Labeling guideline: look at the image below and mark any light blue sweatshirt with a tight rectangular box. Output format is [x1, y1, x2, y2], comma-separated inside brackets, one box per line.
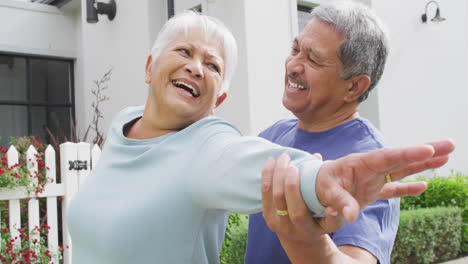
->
[68, 105, 324, 264]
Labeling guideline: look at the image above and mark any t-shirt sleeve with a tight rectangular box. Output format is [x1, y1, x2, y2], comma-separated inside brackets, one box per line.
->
[188, 124, 325, 216]
[331, 198, 400, 264]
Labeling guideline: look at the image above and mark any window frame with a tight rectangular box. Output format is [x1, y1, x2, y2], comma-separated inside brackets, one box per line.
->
[0, 52, 75, 138]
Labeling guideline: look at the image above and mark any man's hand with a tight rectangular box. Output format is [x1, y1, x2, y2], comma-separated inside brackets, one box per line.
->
[261, 155, 352, 264]
[262, 155, 342, 245]
[316, 139, 455, 223]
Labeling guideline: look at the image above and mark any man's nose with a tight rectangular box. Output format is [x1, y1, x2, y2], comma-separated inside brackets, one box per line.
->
[185, 60, 203, 79]
[286, 57, 304, 77]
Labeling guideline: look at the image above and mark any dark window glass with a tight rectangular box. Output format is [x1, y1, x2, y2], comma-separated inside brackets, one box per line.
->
[0, 105, 28, 147]
[0, 53, 74, 147]
[298, 8, 312, 32]
[0, 56, 27, 101]
[191, 4, 202, 13]
[31, 59, 72, 104]
[297, 2, 317, 32]
[31, 106, 72, 143]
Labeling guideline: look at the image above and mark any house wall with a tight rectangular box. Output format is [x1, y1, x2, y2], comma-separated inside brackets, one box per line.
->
[372, 0, 467, 175]
[76, 0, 165, 140]
[2, 0, 465, 175]
[0, 0, 77, 58]
[204, 0, 297, 136]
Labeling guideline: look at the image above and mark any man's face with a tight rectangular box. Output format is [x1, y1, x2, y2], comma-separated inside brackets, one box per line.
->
[145, 27, 225, 128]
[283, 19, 350, 120]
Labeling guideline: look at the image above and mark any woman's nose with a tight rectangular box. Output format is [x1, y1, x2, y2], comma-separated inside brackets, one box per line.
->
[185, 60, 203, 79]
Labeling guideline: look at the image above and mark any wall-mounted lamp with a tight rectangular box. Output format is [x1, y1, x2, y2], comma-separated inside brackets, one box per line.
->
[87, 0, 117, 23]
[421, 1, 446, 23]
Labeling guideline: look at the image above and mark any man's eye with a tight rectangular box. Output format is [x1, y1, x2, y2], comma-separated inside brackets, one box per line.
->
[308, 56, 317, 64]
[291, 47, 300, 55]
[208, 63, 219, 72]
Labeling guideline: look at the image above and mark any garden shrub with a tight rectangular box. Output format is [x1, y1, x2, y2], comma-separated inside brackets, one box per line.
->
[401, 173, 468, 252]
[391, 207, 462, 264]
[220, 213, 248, 264]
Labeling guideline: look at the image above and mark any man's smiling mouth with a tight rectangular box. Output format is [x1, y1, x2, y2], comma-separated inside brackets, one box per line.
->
[172, 80, 200, 97]
[288, 79, 306, 90]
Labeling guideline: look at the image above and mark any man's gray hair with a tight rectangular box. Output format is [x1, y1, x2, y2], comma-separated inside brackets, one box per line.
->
[150, 11, 238, 95]
[311, 1, 389, 102]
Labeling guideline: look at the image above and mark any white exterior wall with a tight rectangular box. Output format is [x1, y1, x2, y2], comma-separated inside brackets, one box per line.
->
[76, 0, 165, 139]
[2, 0, 465, 175]
[0, 0, 77, 58]
[372, 0, 467, 175]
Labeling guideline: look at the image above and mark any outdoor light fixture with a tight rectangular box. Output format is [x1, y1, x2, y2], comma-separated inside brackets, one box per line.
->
[87, 0, 117, 23]
[421, 0, 446, 23]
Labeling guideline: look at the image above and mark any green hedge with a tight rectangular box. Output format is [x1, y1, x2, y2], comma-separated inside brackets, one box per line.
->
[220, 174, 468, 263]
[220, 213, 248, 264]
[391, 207, 462, 264]
[401, 173, 468, 252]
[221, 208, 463, 264]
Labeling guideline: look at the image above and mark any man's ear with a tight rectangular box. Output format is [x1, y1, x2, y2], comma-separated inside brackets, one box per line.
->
[145, 55, 153, 84]
[344, 75, 371, 102]
[215, 92, 227, 108]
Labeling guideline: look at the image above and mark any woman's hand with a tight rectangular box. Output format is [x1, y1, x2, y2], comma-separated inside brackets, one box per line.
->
[315, 139, 455, 223]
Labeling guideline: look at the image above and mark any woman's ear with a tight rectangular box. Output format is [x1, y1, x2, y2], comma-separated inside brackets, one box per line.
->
[145, 55, 153, 84]
[215, 92, 227, 108]
[344, 75, 371, 102]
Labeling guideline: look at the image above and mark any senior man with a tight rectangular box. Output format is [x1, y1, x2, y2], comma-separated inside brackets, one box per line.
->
[245, 2, 396, 264]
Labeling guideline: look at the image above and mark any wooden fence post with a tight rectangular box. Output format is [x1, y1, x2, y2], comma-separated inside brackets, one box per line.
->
[77, 142, 91, 186]
[7, 146, 21, 249]
[45, 145, 59, 264]
[60, 142, 79, 264]
[26, 145, 40, 256]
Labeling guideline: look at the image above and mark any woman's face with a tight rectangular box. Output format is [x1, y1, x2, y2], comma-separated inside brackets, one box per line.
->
[145, 27, 225, 129]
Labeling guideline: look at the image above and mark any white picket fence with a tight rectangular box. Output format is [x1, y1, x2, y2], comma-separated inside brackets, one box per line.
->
[0, 142, 101, 264]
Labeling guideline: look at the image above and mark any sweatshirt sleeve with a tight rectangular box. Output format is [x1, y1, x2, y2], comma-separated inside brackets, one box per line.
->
[188, 122, 326, 217]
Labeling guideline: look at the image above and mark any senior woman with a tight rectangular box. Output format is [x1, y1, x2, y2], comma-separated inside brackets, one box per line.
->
[67, 11, 453, 264]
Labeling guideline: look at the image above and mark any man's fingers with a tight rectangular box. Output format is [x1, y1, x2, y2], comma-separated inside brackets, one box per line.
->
[262, 157, 276, 227]
[273, 154, 291, 213]
[379, 181, 428, 200]
[318, 207, 344, 233]
[313, 153, 323, 161]
[284, 165, 310, 226]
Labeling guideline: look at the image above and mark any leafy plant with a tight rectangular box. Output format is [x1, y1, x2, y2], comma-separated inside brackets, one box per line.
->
[0, 137, 50, 198]
[391, 207, 462, 264]
[0, 137, 65, 263]
[401, 173, 468, 252]
[220, 213, 248, 264]
[0, 221, 63, 264]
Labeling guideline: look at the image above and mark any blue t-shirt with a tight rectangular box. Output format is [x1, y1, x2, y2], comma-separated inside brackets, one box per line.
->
[245, 118, 400, 264]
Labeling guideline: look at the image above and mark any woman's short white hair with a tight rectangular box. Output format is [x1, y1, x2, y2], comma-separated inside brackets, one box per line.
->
[150, 11, 238, 95]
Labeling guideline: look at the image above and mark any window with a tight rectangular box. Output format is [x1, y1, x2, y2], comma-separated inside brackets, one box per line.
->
[0, 53, 74, 147]
[297, 1, 319, 31]
[191, 4, 202, 13]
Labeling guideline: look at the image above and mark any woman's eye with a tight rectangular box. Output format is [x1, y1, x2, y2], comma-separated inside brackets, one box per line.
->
[178, 49, 190, 56]
[208, 63, 219, 72]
